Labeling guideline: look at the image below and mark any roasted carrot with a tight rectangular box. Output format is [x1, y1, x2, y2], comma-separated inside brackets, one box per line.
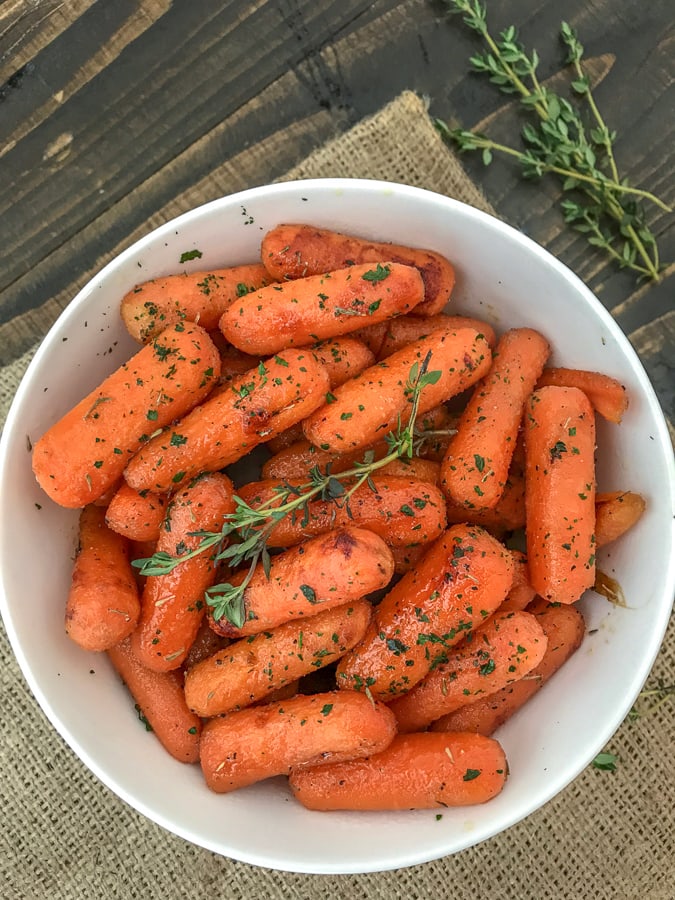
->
[303, 327, 492, 453]
[236, 476, 447, 550]
[32, 323, 221, 508]
[536, 367, 628, 424]
[65, 506, 140, 652]
[431, 602, 585, 736]
[336, 524, 514, 701]
[441, 328, 550, 510]
[182, 618, 230, 671]
[261, 439, 388, 482]
[525, 386, 597, 604]
[415, 405, 460, 462]
[219, 262, 425, 355]
[388, 610, 547, 733]
[595, 491, 646, 547]
[289, 732, 507, 810]
[207, 527, 395, 638]
[390, 544, 428, 575]
[200, 690, 397, 793]
[311, 336, 375, 386]
[265, 423, 305, 455]
[261, 223, 456, 316]
[377, 456, 441, 484]
[124, 348, 329, 494]
[445, 467, 526, 535]
[185, 600, 372, 716]
[216, 344, 261, 384]
[105, 483, 168, 543]
[358, 314, 497, 360]
[121, 264, 272, 341]
[499, 550, 536, 612]
[107, 637, 201, 763]
[130, 473, 236, 672]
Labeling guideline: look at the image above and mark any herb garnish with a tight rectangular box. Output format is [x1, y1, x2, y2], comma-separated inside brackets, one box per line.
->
[179, 249, 203, 263]
[361, 263, 391, 282]
[591, 752, 617, 772]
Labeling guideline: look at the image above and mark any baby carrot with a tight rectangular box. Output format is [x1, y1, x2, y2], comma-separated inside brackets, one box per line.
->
[105, 483, 168, 543]
[261, 223, 456, 316]
[124, 348, 329, 494]
[120, 264, 272, 341]
[303, 328, 492, 454]
[336, 524, 514, 701]
[499, 550, 536, 612]
[32, 323, 221, 508]
[289, 732, 507, 810]
[208, 527, 395, 638]
[358, 314, 497, 360]
[388, 610, 547, 733]
[441, 328, 550, 510]
[65, 506, 140, 652]
[219, 262, 425, 355]
[536, 367, 628, 423]
[236, 476, 447, 550]
[107, 637, 201, 763]
[200, 690, 397, 793]
[377, 456, 441, 485]
[431, 602, 585, 736]
[216, 344, 261, 384]
[595, 491, 646, 547]
[525, 386, 597, 604]
[311, 336, 375, 386]
[390, 544, 427, 575]
[445, 467, 526, 535]
[185, 600, 372, 716]
[130, 473, 236, 672]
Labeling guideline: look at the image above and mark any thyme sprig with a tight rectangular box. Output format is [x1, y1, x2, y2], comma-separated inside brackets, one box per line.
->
[132, 353, 441, 628]
[436, 0, 671, 282]
[628, 680, 675, 722]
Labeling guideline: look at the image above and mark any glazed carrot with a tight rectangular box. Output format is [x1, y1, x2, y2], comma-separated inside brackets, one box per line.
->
[289, 732, 507, 810]
[185, 600, 372, 716]
[219, 262, 425, 355]
[124, 348, 329, 494]
[265, 423, 305, 455]
[303, 328, 492, 453]
[441, 328, 550, 510]
[378, 456, 441, 484]
[200, 690, 397, 793]
[525, 386, 597, 604]
[217, 344, 261, 383]
[236, 476, 447, 550]
[390, 544, 427, 575]
[261, 223, 456, 316]
[261, 439, 388, 482]
[105, 483, 168, 543]
[354, 320, 389, 357]
[499, 550, 536, 612]
[65, 506, 140, 652]
[389, 610, 547, 733]
[415, 406, 460, 462]
[207, 527, 395, 639]
[311, 336, 375, 386]
[536, 367, 628, 424]
[431, 602, 585, 736]
[92, 481, 122, 507]
[130, 473, 236, 672]
[358, 314, 497, 360]
[120, 264, 272, 341]
[445, 466, 525, 535]
[107, 637, 201, 763]
[336, 525, 514, 701]
[32, 323, 221, 508]
[182, 619, 230, 671]
[595, 491, 646, 547]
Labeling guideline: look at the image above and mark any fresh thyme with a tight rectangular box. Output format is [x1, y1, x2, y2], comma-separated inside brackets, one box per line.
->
[133, 353, 442, 628]
[628, 680, 675, 722]
[436, 0, 671, 282]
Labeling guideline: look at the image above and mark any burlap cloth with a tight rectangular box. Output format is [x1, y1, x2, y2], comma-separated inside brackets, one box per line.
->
[1, 92, 673, 900]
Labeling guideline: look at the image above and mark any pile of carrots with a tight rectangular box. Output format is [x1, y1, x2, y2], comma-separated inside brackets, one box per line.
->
[32, 222, 645, 812]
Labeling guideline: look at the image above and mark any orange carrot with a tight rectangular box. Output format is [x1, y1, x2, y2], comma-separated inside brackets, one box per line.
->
[32, 323, 221, 508]
[216, 344, 261, 383]
[336, 525, 514, 701]
[595, 491, 646, 547]
[378, 456, 441, 484]
[358, 314, 497, 360]
[236, 476, 447, 550]
[311, 336, 375, 386]
[121, 264, 272, 341]
[219, 262, 425, 355]
[105, 483, 168, 543]
[124, 348, 329, 494]
[445, 469, 526, 536]
[65, 506, 140, 652]
[441, 328, 550, 510]
[415, 406, 460, 461]
[207, 527, 395, 638]
[525, 386, 596, 604]
[303, 328, 492, 453]
[389, 610, 547, 733]
[261, 439, 388, 482]
[499, 550, 536, 612]
[390, 544, 428, 575]
[107, 637, 201, 763]
[130, 473, 235, 672]
[199, 690, 397, 793]
[536, 367, 628, 423]
[182, 619, 230, 671]
[431, 602, 585, 736]
[265, 423, 305, 455]
[289, 732, 507, 810]
[185, 600, 372, 716]
[261, 223, 456, 316]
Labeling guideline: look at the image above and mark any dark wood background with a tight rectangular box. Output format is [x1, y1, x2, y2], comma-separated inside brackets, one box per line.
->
[1, 0, 673, 426]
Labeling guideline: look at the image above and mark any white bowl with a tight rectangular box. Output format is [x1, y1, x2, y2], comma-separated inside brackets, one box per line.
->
[1, 179, 673, 874]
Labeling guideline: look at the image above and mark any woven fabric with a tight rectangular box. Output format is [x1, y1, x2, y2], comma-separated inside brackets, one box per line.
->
[1, 91, 673, 900]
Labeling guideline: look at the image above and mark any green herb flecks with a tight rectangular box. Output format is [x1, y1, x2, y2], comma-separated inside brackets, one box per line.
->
[591, 752, 617, 772]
